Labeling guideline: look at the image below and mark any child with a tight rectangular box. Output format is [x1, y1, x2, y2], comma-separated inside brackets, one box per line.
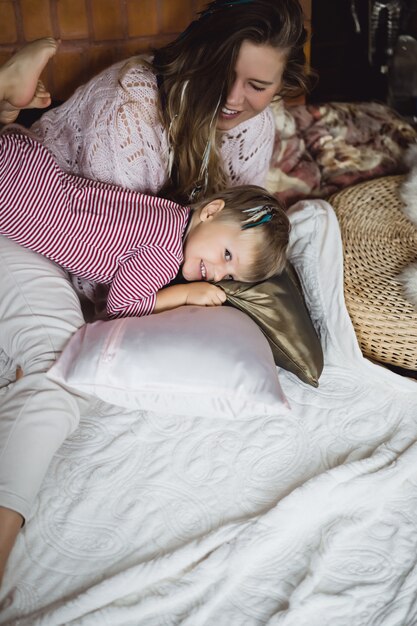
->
[0, 128, 289, 319]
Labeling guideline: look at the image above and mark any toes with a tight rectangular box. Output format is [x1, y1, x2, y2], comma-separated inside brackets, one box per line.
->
[32, 95, 51, 108]
[35, 80, 50, 96]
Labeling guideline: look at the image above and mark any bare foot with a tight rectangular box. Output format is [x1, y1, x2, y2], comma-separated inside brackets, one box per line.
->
[0, 37, 58, 124]
[0, 79, 52, 124]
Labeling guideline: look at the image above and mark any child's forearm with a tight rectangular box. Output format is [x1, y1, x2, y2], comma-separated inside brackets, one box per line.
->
[154, 282, 226, 313]
[154, 284, 189, 313]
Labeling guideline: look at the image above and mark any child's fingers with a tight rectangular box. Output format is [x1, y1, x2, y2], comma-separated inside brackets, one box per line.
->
[185, 282, 226, 306]
[206, 285, 226, 306]
[213, 287, 226, 304]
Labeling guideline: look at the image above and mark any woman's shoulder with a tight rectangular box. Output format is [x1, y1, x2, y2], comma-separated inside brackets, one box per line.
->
[74, 56, 160, 125]
[115, 57, 161, 126]
[66, 56, 158, 103]
[117, 56, 158, 94]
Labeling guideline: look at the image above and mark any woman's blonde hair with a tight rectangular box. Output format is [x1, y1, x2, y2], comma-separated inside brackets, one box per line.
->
[151, 0, 309, 203]
[192, 185, 290, 282]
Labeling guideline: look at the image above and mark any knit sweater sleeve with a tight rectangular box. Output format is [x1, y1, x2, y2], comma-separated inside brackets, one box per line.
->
[32, 61, 170, 194]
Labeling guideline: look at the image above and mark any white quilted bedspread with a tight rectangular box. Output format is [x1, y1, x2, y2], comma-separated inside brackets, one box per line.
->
[2, 200, 417, 625]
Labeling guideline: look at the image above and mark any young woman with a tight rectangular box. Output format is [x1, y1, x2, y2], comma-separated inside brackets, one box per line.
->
[27, 0, 308, 202]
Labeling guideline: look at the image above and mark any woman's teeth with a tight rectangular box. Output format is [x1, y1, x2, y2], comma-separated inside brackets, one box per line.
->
[221, 106, 239, 116]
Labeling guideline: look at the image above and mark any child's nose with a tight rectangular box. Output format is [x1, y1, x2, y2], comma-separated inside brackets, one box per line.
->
[214, 265, 228, 282]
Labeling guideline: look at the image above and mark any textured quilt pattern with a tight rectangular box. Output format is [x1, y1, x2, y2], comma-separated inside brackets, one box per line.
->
[1, 201, 417, 625]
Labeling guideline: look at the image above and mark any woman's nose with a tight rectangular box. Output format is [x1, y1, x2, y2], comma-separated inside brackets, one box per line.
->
[226, 79, 244, 107]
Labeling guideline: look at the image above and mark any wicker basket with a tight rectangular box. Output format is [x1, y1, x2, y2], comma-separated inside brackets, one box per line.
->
[330, 175, 417, 370]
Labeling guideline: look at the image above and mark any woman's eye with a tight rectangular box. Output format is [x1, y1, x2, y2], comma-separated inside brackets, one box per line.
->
[225, 249, 232, 261]
[250, 83, 266, 92]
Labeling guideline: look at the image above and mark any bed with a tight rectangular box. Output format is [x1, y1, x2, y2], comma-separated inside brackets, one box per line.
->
[1, 198, 417, 625]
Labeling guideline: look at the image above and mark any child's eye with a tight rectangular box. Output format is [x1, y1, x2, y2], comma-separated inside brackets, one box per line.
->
[225, 249, 232, 261]
[225, 274, 234, 281]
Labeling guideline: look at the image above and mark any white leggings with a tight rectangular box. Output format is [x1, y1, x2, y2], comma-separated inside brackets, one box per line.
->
[0, 235, 86, 520]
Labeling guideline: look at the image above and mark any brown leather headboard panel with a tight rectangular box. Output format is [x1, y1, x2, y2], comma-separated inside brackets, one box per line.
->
[0, 0, 311, 103]
[0, 0, 206, 100]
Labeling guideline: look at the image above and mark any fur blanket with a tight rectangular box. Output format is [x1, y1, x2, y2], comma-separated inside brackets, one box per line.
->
[267, 101, 417, 207]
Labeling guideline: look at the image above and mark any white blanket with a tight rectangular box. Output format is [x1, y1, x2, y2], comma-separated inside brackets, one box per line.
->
[2, 200, 417, 625]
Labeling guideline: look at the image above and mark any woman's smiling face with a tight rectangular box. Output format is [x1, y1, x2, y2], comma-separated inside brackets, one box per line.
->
[216, 40, 287, 131]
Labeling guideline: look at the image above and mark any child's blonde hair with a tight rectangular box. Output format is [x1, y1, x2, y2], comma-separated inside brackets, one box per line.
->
[192, 185, 290, 282]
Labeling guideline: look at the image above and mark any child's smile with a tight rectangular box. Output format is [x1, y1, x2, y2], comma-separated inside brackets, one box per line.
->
[182, 216, 250, 283]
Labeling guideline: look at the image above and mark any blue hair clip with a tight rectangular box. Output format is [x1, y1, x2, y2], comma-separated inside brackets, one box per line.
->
[242, 205, 274, 230]
[242, 213, 273, 230]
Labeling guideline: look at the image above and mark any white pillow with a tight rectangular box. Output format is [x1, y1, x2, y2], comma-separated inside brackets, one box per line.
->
[48, 306, 289, 419]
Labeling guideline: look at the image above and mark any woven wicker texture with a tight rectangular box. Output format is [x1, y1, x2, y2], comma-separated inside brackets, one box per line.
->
[330, 175, 417, 370]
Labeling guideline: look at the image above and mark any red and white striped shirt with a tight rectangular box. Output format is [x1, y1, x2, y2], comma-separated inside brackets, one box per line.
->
[0, 130, 189, 317]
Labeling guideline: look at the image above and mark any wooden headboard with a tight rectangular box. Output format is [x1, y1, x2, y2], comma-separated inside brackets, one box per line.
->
[0, 0, 311, 102]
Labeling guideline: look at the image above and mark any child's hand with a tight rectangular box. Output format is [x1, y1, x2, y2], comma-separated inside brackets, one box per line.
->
[185, 282, 226, 307]
[154, 282, 226, 313]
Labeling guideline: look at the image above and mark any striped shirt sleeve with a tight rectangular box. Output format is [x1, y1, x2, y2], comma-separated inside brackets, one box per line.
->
[106, 246, 183, 318]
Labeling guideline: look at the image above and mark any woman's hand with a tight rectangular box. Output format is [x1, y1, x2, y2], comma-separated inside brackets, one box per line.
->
[184, 282, 226, 307]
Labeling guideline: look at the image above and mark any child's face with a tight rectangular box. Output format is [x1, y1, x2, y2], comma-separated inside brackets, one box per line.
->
[182, 216, 252, 283]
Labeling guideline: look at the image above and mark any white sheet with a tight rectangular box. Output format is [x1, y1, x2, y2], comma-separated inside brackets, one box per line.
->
[2, 200, 417, 625]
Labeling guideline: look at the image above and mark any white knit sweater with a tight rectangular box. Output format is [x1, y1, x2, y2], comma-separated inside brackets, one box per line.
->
[32, 60, 275, 194]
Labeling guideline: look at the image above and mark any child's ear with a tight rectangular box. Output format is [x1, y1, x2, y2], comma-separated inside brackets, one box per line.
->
[199, 199, 225, 222]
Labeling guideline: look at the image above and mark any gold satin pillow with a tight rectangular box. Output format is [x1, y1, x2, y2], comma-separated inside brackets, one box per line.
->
[217, 263, 323, 387]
